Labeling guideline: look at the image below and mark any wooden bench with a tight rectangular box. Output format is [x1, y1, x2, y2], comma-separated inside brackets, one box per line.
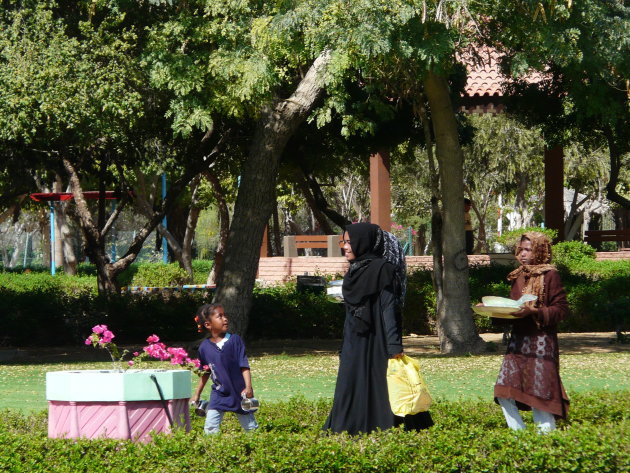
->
[283, 235, 342, 258]
[584, 230, 630, 249]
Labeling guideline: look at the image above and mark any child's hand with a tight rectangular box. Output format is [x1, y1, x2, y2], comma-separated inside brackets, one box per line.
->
[242, 387, 254, 398]
[190, 394, 199, 404]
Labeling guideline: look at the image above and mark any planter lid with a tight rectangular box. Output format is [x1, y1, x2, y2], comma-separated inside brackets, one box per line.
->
[46, 370, 191, 402]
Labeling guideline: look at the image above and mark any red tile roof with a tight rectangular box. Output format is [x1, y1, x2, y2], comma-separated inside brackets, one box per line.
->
[461, 46, 547, 97]
[461, 46, 505, 98]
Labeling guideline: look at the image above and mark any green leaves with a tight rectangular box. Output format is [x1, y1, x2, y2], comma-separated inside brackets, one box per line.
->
[486, 0, 629, 146]
[0, 393, 629, 472]
[0, 4, 145, 150]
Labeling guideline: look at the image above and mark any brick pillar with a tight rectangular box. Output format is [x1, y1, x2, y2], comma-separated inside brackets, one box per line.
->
[283, 235, 298, 257]
[370, 149, 391, 232]
[259, 225, 269, 257]
[544, 146, 565, 241]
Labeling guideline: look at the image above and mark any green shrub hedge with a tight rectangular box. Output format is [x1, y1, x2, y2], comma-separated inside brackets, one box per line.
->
[552, 241, 597, 270]
[495, 226, 558, 252]
[0, 392, 627, 472]
[249, 283, 345, 339]
[404, 256, 630, 335]
[0, 272, 344, 346]
[1, 260, 215, 285]
[1, 254, 629, 346]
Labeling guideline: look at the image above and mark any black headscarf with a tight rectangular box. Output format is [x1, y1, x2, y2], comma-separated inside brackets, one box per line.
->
[342, 223, 398, 331]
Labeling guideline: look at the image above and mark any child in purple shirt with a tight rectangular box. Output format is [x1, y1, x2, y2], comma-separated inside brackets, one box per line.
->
[190, 303, 258, 434]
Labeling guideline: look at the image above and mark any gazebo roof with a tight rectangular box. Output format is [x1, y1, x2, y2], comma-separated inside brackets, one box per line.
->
[460, 46, 505, 114]
[459, 46, 545, 114]
[464, 47, 504, 98]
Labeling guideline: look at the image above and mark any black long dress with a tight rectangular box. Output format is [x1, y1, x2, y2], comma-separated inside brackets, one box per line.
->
[323, 286, 433, 434]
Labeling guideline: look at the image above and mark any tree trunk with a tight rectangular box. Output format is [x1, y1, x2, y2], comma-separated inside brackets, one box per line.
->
[272, 203, 282, 256]
[301, 170, 351, 230]
[204, 170, 230, 285]
[38, 208, 51, 269]
[8, 222, 24, 267]
[52, 180, 64, 271]
[0, 195, 26, 226]
[214, 50, 331, 335]
[64, 158, 116, 293]
[416, 96, 444, 324]
[63, 157, 187, 295]
[470, 196, 488, 254]
[297, 173, 335, 234]
[135, 174, 202, 281]
[59, 211, 77, 275]
[604, 123, 630, 210]
[424, 71, 485, 354]
[53, 178, 78, 275]
[512, 173, 533, 228]
[181, 176, 202, 278]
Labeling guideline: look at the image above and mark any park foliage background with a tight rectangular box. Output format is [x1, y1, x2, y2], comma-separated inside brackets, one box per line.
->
[1, 239, 628, 346]
[0, 1, 628, 337]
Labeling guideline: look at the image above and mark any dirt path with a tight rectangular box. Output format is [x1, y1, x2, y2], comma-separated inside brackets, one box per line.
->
[1, 332, 627, 363]
[247, 332, 628, 356]
[402, 332, 629, 356]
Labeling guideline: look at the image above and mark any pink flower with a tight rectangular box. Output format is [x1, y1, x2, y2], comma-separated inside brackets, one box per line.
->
[92, 324, 107, 334]
[167, 347, 189, 365]
[86, 324, 206, 377]
[144, 342, 170, 361]
[101, 331, 115, 343]
[202, 365, 210, 371]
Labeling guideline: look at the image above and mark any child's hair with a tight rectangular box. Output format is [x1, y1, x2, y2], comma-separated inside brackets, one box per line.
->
[194, 303, 224, 333]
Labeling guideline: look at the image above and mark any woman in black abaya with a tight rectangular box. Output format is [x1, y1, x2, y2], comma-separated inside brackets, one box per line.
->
[323, 222, 433, 435]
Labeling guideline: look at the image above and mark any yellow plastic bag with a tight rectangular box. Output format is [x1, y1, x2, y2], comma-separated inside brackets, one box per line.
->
[387, 355, 432, 416]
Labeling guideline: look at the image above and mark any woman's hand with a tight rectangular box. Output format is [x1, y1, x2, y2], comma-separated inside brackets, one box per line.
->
[189, 394, 199, 405]
[391, 352, 404, 359]
[511, 305, 538, 318]
[242, 387, 254, 398]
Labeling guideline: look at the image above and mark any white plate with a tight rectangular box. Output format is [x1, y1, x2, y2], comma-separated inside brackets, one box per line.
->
[482, 296, 521, 308]
[472, 305, 520, 319]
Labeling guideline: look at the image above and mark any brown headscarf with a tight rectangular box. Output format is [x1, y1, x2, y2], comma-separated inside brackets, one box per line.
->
[507, 232, 555, 307]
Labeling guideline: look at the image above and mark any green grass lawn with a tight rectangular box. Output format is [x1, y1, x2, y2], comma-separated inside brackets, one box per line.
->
[1, 352, 628, 413]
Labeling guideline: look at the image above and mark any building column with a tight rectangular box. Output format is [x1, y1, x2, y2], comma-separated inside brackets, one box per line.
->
[544, 146, 564, 241]
[259, 225, 269, 257]
[370, 149, 391, 232]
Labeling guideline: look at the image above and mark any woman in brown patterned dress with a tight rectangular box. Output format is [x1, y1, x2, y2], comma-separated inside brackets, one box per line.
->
[494, 232, 570, 432]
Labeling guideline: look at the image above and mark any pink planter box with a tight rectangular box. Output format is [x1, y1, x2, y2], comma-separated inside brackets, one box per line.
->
[48, 399, 190, 442]
[46, 370, 192, 442]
